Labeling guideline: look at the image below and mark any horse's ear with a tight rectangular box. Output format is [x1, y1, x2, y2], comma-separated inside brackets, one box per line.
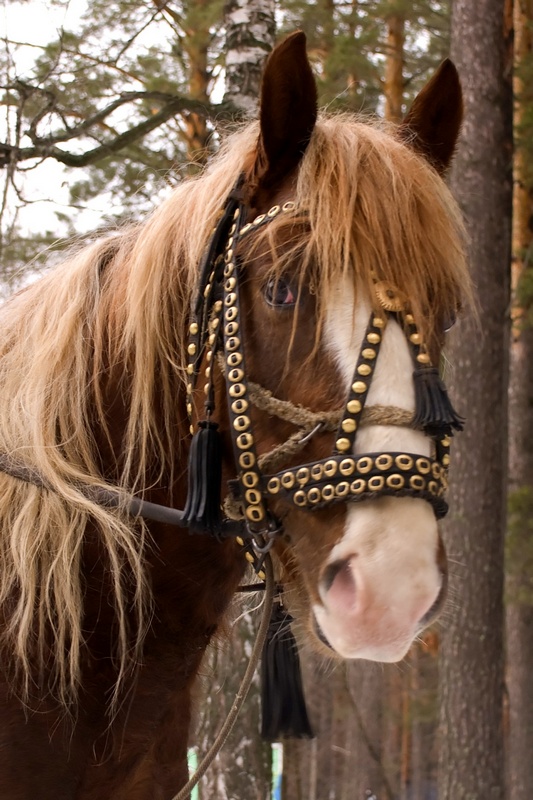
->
[250, 31, 318, 201]
[399, 59, 463, 175]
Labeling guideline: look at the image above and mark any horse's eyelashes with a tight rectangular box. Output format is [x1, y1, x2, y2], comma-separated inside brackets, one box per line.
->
[443, 310, 457, 333]
[264, 277, 297, 308]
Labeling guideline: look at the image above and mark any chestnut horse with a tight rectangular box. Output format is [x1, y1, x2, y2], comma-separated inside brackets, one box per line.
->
[0, 32, 468, 800]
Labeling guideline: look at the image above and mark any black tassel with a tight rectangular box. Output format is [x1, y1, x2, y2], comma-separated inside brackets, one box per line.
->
[182, 421, 222, 534]
[261, 601, 314, 741]
[412, 366, 465, 437]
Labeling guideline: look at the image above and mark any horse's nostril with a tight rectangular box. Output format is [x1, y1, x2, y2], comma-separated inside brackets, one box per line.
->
[322, 559, 351, 593]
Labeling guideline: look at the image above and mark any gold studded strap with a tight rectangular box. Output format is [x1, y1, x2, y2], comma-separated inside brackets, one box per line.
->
[264, 450, 450, 520]
[334, 312, 388, 455]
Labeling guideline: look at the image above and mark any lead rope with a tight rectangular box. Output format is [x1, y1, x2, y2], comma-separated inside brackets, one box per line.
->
[171, 553, 275, 800]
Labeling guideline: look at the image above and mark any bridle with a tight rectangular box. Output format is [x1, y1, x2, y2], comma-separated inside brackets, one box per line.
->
[183, 178, 464, 564]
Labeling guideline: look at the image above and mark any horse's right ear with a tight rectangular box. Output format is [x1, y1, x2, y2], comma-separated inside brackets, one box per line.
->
[249, 32, 318, 203]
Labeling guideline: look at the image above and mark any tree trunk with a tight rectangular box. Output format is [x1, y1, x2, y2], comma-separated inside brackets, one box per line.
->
[506, 2, 533, 799]
[224, 0, 276, 117]
[437, 1, 513, 799]
[384, 9, 404, 122]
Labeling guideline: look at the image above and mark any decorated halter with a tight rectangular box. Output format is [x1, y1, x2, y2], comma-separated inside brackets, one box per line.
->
[183, 179, 464, 551]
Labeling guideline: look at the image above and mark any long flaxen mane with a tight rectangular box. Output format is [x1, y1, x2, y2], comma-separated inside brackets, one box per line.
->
[0, 114, 469, 711]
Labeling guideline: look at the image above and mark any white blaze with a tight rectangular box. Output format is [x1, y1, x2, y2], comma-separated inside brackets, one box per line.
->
[314, 278, 442, 661]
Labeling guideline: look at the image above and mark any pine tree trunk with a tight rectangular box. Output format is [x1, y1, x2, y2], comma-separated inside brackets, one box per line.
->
[437, 1, 513, 798]
[224, 0, 276, 117]
[384, 10, 404, 122]
[506, 2, 533, 799]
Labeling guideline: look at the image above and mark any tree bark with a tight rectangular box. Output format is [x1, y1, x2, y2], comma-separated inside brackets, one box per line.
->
[384, 10, 405, 122]
[437, 1, 513, 799]
[506, 2, 533, 799]
[224, 0, 276, 117]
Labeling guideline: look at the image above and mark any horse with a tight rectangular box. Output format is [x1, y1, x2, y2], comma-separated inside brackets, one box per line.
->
[0, 31, 469, 799]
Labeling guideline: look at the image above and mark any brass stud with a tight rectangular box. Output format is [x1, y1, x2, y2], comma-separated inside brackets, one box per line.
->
[236, 536, 244, 546]
[225, 307, 238, 322]
[233, 208, 240, 219]
[267, 477, 281, 494]
[432, 463, 442, 479]
[339, 458, 355, 476]
[311, 464, 324, 481]
[350, 479, 366, 495]
[416, 458, 431, 474]
[187, 364, 194, 375]
[224, 249, 234, 263]
[373, 317, 385, 328]
[441, 436, 451, 448]
[357, 456, 373, 474]
[189, 322, 198, 335]
[352, 381, 367, 394]
[386, 474, 405, 489]
[228, 383, 246, 397]
[208, 333, 216, 346]
[347, 399, 362, 414]
[282, 201, 296, 212]
[187, 343, 197, 356]
[367, 332, 381, 345]
[245, 551, 255, 564]
[296, 467, 310, 485]
[205, 367, 211, 379]
[226, 336, 241, 352]
[322, 484, 335, 501]
[253, 214, 266, 226]
[341, 418, 357, 434]
[239, 452, 256, 469]
[395, 455, 414, 470]
[224, 263, 234, 278]
[357, 364, 372, 376]
[362, 348, 376, 360]
[240, 223, 252, 235]
[246, 505, 265, 523]
[186, 382, 193, 394]
[213, 300, 223, 313]
[336, 438, 351, 452]
[307, 487, 321, 504]
[203, 283, 212, 299]
[206, 350, 213, 362]
[203, 383, 210, 395]
[427, 480, 438, 495]
[225, 292, 237, 307]
[268, 205, 281, 216]
[281, 472, 296, 489]
[236, 432, 253, 449]
[442, 454, 450, 467]
[258, 569, 266, 580]
[405, 313, 415, 325]
[245, 489, 262, 505]
[416, 352, 431, 365]
[229, 368, 244, 383]
[242, 472, 259, 488]
[231, 398, 249, 414]
[376, 454, 393, 470]
[410, 475, 425, 490]
[324, 460, 338, 478]
[225, 277, 237, 291]
[186, 403, 192, 415]
[189, 424, 195, 435]
[227, 352, 243, 367]
[294, 490, 307, 507]
[335, 482, 350, 498]
[210, 317, 220, 329]
[409, 333, 421, 345]
[234, 415, 250, 432]
[225, 321, 239, 336]
[229, 224, 237, 235]
[368, 475, 385, 491]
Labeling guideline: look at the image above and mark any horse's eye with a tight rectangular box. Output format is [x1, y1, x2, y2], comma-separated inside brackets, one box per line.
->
[443, 310, 457, 333]
[264, 277, 297, 308]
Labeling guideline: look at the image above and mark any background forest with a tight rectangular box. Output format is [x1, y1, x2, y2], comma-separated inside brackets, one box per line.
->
[0, 0, 529, 799]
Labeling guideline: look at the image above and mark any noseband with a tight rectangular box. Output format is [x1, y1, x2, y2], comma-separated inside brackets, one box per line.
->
[184, 180, 464, 554]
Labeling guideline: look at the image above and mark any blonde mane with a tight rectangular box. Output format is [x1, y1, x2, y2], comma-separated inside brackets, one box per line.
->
[0, 115, 469, 710]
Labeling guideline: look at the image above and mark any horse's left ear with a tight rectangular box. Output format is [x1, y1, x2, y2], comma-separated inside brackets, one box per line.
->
[250, 31, 318, 201]
[399, 59, 463, 175]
